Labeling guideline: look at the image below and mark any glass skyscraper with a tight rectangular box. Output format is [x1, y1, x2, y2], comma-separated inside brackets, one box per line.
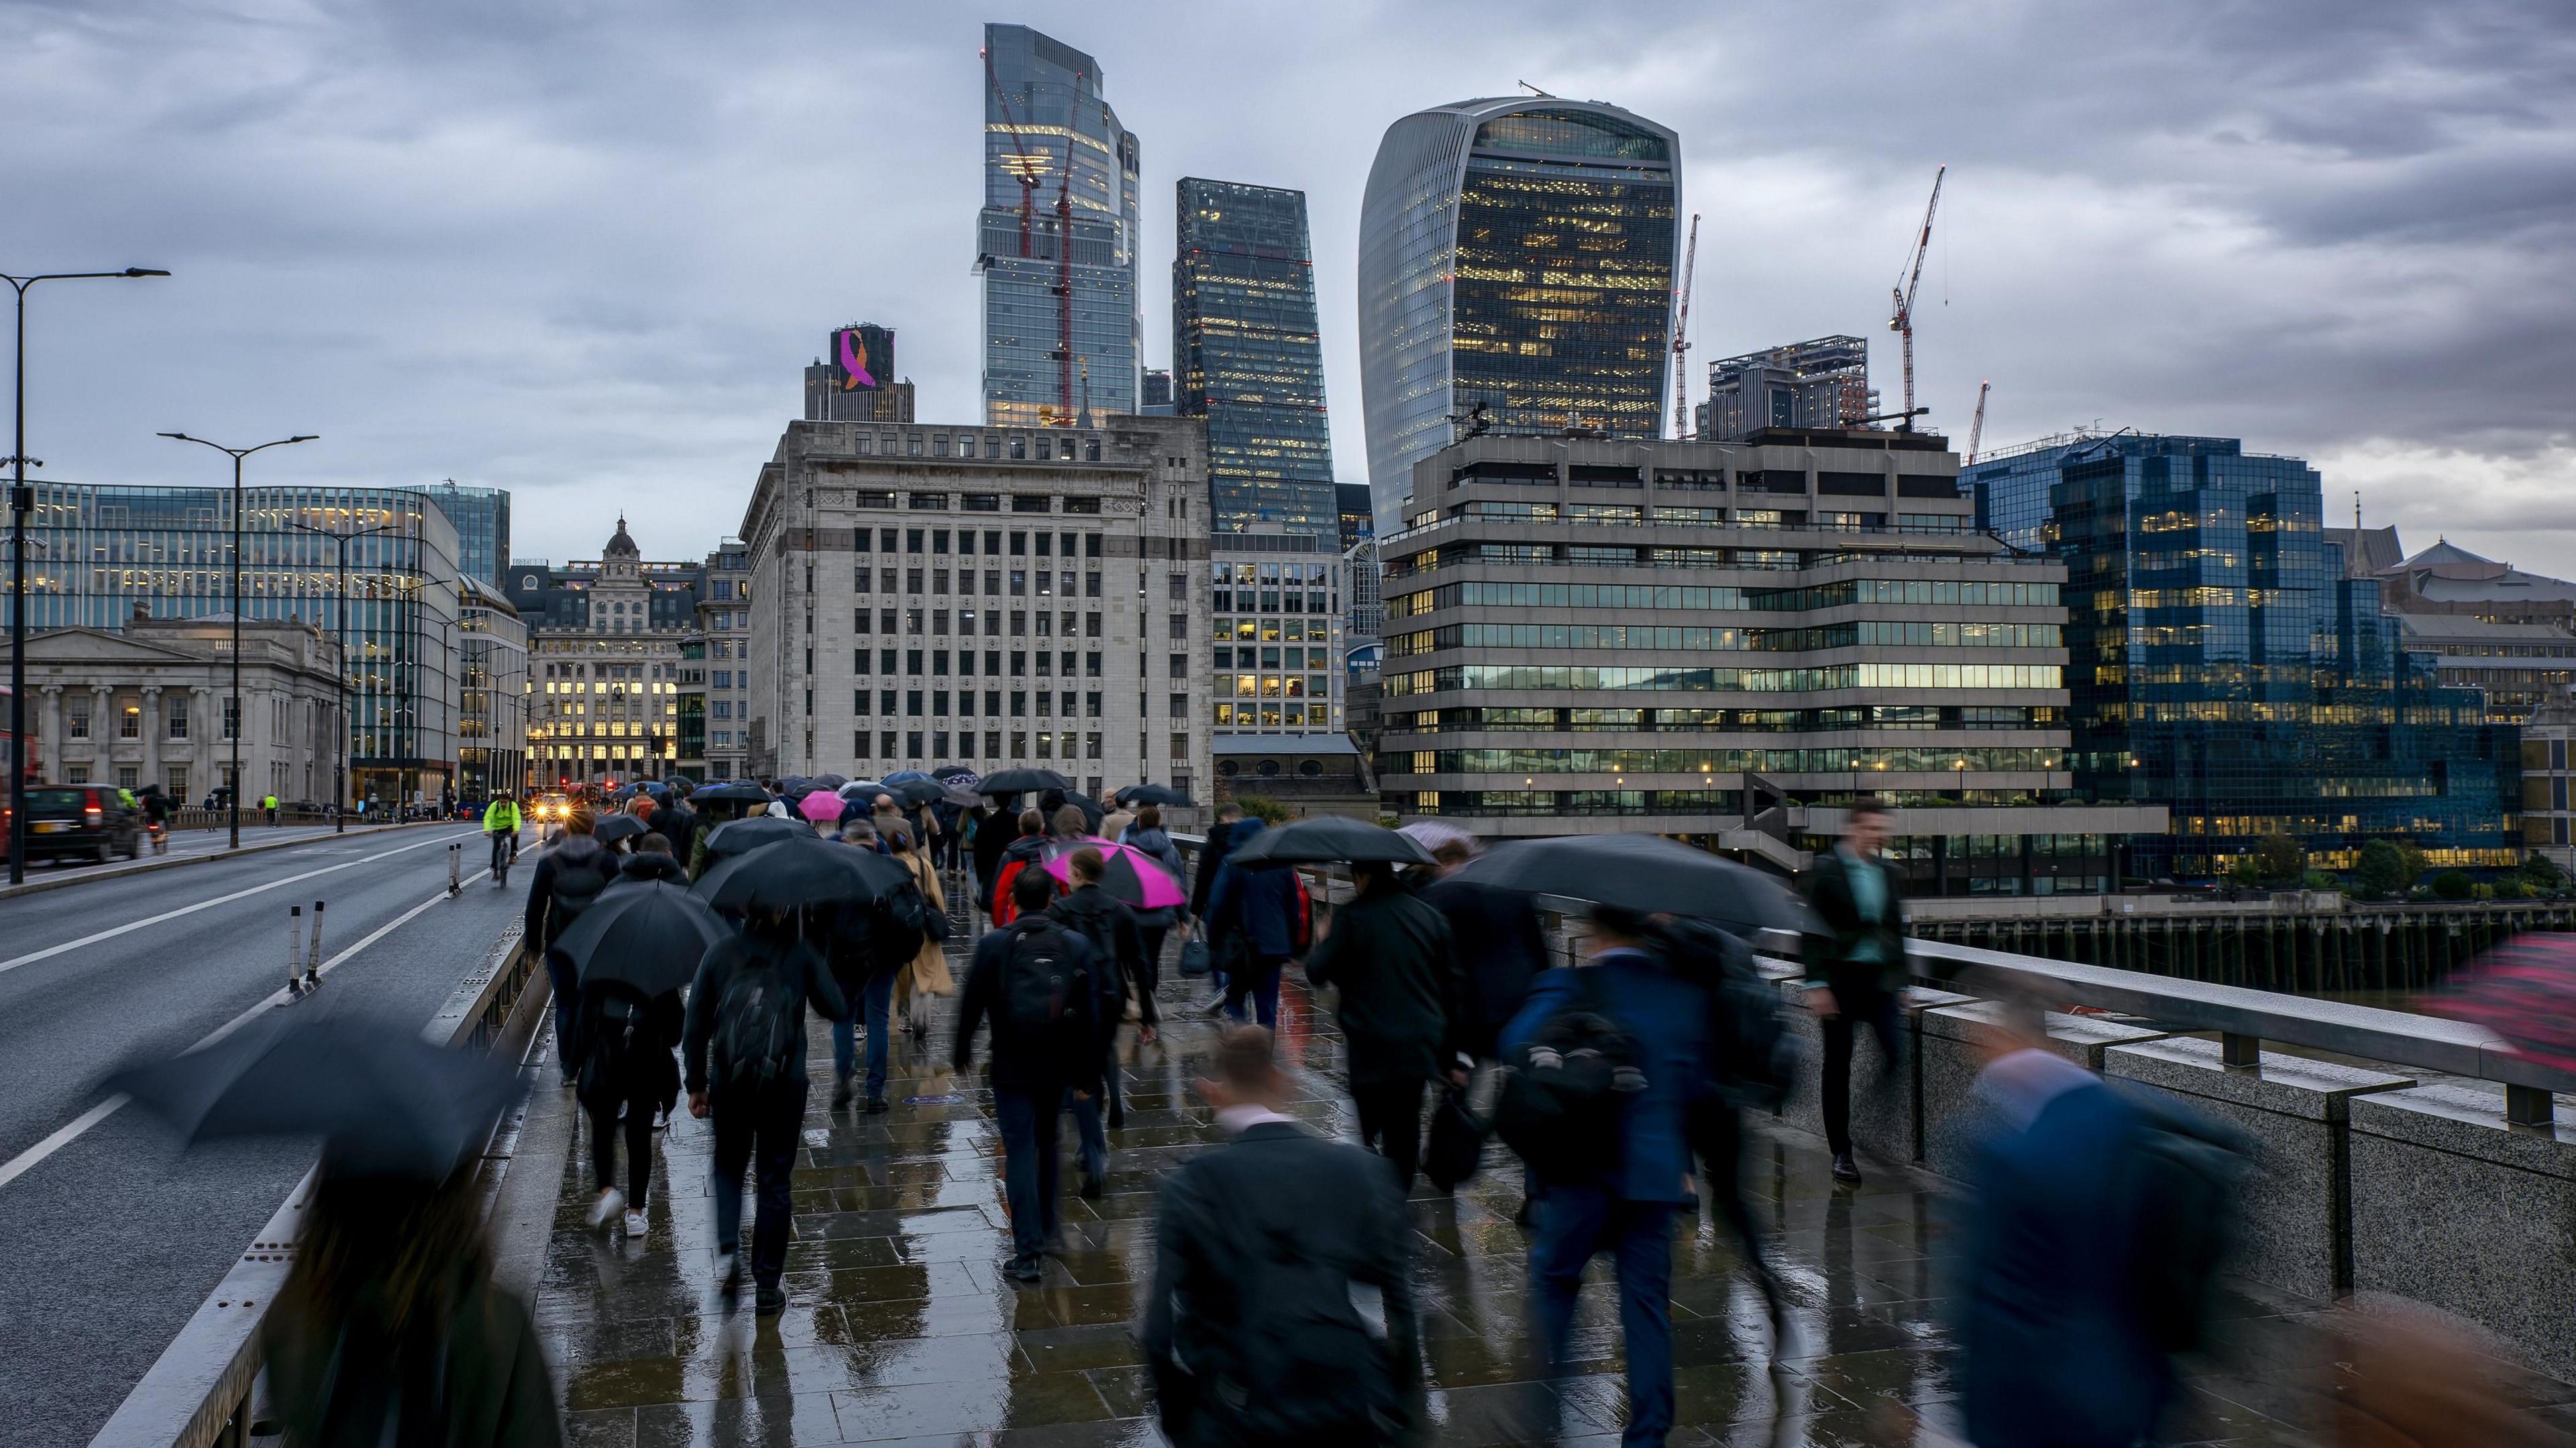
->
[1968, 433, 2518, 877]
[1173, 178, 1335, 536]
[1357, 97, 1680, 535]
[979, 23, 1140, 427]
[418, 480, 511, 592]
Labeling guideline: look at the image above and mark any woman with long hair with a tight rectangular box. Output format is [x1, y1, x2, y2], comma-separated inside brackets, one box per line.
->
[888, 826, 955, 1038]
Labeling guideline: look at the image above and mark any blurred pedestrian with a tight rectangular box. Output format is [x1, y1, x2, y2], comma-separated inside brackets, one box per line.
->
[1203, 817, 1299, 1027]
[618, 832, 686, 883]
[871, 792, 904, 844]
[683, 905, 847, 1315]
[955, 867, 1113, 1282]
[646, 789, 698, 865]
[1801, 796, 1908, 1184]
[1417, 834, 1549, 1221]
[573, 970, 682, 1240]
[1141, 1025, 1422, 1447]
[2320, 1304, 2563, 1448]
[819, 858, 889, 1115]
[990, 807, 1055, 927]
[889, 825, 955, 1041]
[1303, 858, 1468, 1192]
[1188, 802, 1248, 1012]
[525, 805, 616, 1087]
[972, 800, 1017, 912]
[1120, 803, 1187, 1005]
[1100, 796, 1136, 844]
[1049, 846, 1146, 1186]
[1504, 904, 1718, 1448]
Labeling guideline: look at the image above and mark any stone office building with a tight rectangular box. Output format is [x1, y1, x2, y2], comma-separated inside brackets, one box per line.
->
[1376, 430, 2164, 895]
[511, 520, 702, 787]
[737, 415, 1214, 806]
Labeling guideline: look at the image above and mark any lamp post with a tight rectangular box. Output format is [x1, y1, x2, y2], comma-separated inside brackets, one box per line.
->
[158, 431, 317, 848]
[288, 516, 388, 832]
[5, 266, 167, 885]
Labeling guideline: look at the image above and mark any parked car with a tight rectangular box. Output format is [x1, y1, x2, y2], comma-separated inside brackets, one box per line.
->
[6, 785, 144, 865]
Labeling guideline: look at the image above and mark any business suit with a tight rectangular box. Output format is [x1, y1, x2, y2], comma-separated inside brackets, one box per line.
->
[1302, 878, 1466, 1192]
[1141, 1118, 1420, 1447]
[1801, 846, 1909, 1162]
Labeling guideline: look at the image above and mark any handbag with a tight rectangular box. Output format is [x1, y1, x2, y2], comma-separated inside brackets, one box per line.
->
[1424, 1083, 1489, 1192]
[1177, 924, 1212, 979]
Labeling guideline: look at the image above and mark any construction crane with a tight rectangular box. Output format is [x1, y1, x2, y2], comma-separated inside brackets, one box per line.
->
[979, 48, 1040, 261]
[1670, 212, 1700, 440]
[1888, 164, 1945, 424]
[1966, 380, 1990, 464]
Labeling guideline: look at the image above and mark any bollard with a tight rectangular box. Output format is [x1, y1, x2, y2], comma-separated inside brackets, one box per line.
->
[284, 905, 305, 1000]
[447, 842, 462, 897]
[305, 900, 325, 991]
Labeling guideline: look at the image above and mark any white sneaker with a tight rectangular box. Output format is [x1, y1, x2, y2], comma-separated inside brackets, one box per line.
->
[652, 1106, 669, 1130]
[587, 1188, 624, 1231]
[623, 1209, 647, 1239]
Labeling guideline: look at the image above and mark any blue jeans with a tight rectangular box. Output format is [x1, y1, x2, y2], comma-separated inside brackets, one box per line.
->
[993, 1085, 1063, 1260]
[1223, 957, 1285, 1027]
[710, 1078, 807, 1290]
[1066, 1081, 1107, 1183]
[545, 949, 580, 1082]
[831, 970, 895, 1101]
[1533, 1189, 1678, 1447]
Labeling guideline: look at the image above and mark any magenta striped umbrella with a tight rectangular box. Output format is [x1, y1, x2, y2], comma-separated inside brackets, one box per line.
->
[1042, 838, 1187, 910]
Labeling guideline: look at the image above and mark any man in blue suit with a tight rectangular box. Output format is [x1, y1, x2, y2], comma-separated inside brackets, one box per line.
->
[1502, 903, 1716, 1448]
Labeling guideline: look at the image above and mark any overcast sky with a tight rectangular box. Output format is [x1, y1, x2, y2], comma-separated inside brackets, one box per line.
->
[5, 0, 2571, 574]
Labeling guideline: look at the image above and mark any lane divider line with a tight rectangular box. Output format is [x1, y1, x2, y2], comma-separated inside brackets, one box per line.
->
[0, 881, 468, 1192]
[0, 830, 474, 978]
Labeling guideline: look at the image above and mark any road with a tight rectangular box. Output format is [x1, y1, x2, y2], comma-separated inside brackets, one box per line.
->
[0, 826, 533, 1445]
[2, 819, 433, 885]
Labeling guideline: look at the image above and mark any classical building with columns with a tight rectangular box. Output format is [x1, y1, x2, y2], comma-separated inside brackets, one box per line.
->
[21, 610, 341, 805]
[509, 518, 703, 787]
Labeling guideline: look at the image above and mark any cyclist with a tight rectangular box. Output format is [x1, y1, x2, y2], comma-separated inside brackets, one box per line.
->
[482, 792, 524, 883]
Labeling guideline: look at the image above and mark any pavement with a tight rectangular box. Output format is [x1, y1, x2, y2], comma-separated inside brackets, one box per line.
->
[522, 901, 2576, 1446]
[0, 824, 532, 1445]
[0, 819, 445, 898]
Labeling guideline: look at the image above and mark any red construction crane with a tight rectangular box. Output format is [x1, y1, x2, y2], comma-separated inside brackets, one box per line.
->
[979, 48, 1040, 260]
[1966, 379, 1990, 464]
[1889, 164, 1945, 423]
[1670, 212, 1700, 440]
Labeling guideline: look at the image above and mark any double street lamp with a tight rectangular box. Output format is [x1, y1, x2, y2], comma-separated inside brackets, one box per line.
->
[5, 266, 168, 886]
[159, 431, 317, 850]
[288, 515, 389, 833]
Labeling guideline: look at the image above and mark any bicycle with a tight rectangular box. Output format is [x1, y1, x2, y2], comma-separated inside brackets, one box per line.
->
[489, 828, 519, 887]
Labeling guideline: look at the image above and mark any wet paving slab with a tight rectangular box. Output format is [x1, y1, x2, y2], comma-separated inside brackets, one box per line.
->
[530, 922, 2567, 1447]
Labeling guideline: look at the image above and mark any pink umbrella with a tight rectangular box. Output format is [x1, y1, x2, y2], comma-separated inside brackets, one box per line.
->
[798, 789, 845, 824]
[1043, 838, 1187, 910]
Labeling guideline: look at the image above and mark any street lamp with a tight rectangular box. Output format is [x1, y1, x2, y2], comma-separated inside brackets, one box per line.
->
[159, 431, 317, 848]
[5, 266, 167, 885]
[288, 514, 388, 832]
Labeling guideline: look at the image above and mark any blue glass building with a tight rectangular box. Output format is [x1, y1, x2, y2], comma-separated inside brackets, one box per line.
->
[1968, 434, 2518, 877]
[1173, 178, 1336, 536]
[420, 480, 511, 592]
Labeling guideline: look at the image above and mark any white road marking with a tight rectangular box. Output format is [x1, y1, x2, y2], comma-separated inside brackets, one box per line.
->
[0, 830, 472, 977]
[0, 880, 468, 1191]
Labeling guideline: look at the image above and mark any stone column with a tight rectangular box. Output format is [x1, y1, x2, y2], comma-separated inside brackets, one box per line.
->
[139, 685, 162, 785]
[91, 686, 111, 782]
[191, 685, 214, 801]
[38, 685, 62, 781]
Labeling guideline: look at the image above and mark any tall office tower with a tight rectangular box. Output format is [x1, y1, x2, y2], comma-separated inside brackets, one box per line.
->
[1356, 97, 1680, 535]
[978, 23, 1140, 428]
[1173, 177, 1336, 536]
[803, 323, 917, 425]
[1335, 482, 1375, 552]
[1968, 432, 2519, 878]
[1695, 335, 1876, 441]
[1140, 368, 1174, 413]
[419, 481, 512, 592]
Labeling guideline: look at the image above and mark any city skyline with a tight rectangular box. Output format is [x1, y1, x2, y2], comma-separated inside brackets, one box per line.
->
[3, 3, 2569, 571]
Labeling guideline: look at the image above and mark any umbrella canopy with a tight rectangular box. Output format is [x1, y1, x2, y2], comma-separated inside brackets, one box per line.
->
[1056, 791, 1106, 834]
[2420, 936, 2576, 1076]
[881, 769, 934, 786]
[555, 879, 730, 996]
[883, 777, 948, 807]
[835, 779, 884, 799]
[1398, 821, 1481, 861]
[932, 765, 979, 783]
[1227, 816, 1435, 870]
[592, 813, 648, 846]
[1114, 783, 1195, 807]
[1447, 834, 1806, 939]
[1044, 839, 1187, 909]
[694, 834, 910, 913]
[109, 1015, 521, 1181]
[703, 814, 808, 860]
[640, 781, 673, 799]
[798, 789, 847, 824]
[978, 767, 1072, 796]
[812, 773, 850, 791]
[693, 781, 769, 805]
[943, 785, 985, 807]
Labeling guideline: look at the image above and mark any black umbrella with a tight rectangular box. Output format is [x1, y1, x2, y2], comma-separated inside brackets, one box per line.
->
[1114, 783, 1195, 807]
[1060, 791, 1106, 834]
[702, 814, 808, 860]
[694, 781, 768, 805]
[593, 813, 648, 846]
[1226, 816, 1434, 869]
[979, 767, 1072, 796]
[777, 775, 817, 799]
[109, 1015, 521, 1181]
[812, 773, 850, 791]
[932, 764, 979, 783]
[694, 834, 911, 913]
[883, 778, 949, 807]
[943, 785, 985, 807]
[555, 879, 730, 996]
[1447, 834, 1806, 939]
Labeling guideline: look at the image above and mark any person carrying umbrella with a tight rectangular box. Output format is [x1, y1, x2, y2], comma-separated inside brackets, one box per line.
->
[887, 825, 955, 1043]
[619, 832, 686, 883]
[525, 805, 618, 1087]
[990, 809, 1056, 928]
[1049, 846, 1147, 1180]
[1188, 803, 1248, 1010]
[557, 876, 722, 1239]
[1303, 857, 1470, 1194]
[972, 800, 1019, 912]
[1120, 803, 1189, 1000]
[1202, 818, 1303, 1028]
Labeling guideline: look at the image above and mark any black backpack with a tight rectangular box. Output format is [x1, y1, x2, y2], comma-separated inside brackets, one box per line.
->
[1654, 916, 1799, 1112]
[582, 985, 649, 1091]
[1000, 919, 1093, 1061]
[2118, 1086, 2249, 1352]
[1494, 969, 1646, 1186]
[1218, 1220, 1403, 1445]
[870, 879, 931, 976]
[547, 838, 614, 939]
[715, 947, 803, 1088]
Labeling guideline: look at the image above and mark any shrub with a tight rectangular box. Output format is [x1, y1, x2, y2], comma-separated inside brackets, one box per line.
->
[2430, 870, 2475, 901]
[2354, 840, 2413, 899]
[1232, 794, 1290, 825]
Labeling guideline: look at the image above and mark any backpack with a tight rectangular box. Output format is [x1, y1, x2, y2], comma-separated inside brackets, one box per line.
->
[870, 879, 931, 976]
[715, 946, 803, 1088]
[1494, 969, 1646, 1186]
[1218, 1216, 1403, 1444]
[1655, 916, 1799, 1112]
[547, 838, 614, 939]
[582, 985, 650, 1095]
[2118, 1087, 2249, 1353]
[1000, 919, 1094, 1062]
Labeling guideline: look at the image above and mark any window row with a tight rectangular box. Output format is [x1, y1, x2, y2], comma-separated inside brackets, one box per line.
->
[851, 608, 1113, 639]
[1383, 662, 2065, 695]
[856, 568, 1102, 599]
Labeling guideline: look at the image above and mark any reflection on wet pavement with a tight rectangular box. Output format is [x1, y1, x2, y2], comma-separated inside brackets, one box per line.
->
[533, 926, 2450, 1447]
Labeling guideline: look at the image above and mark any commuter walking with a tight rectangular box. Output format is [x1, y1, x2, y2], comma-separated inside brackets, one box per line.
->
[682, 907, 847, 1315]
[1187, 802, 1245, 922]
[1100, 797, 1135, 844]
[1800, 797, 1909, 1184]
[574, 973, 682, 1239]
[525, 806, 616, 1087]
[954, 868, 1112, 1282]
[618, 832, 685, 883]
[1141, 1025, 1422, 1447]
[1302, 858, 1468, 1192]
[1048, 846, 1146, 1182]
[1203, 818, 1300, 1027]
[972, 801, 1018, 913]
[820, 842, 920, 1116]
[1418, 835, 1549, 1219]
[1120, 804, 1187, 998]
[989, 808, 1055, 927]
[646, 787, 699, 866]
[1504, 905, 1719, 1448]
[888, 826, 954, 1041]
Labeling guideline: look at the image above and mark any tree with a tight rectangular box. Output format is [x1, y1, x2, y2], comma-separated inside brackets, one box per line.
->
[2255, 834, 2305, 886]
[2354, 840, 2412, 899]
[2521, 852, 2569, 889]
[2432, 870, 2475, 901]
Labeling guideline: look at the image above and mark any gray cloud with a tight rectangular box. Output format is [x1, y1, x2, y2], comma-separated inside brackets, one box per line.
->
[2, 0, 2571, 573]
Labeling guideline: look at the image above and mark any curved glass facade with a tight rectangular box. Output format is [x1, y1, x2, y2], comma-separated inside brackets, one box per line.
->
[1357, 99, 1678, 535]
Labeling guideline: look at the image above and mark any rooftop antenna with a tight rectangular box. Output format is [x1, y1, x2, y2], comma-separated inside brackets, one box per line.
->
[1516, 79, 1556, 97]
[2355, 489, 2362, 533]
